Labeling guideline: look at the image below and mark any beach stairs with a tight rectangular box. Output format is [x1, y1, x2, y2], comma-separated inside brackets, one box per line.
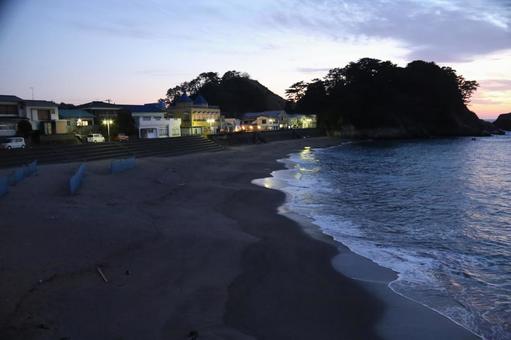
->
[0, 136, 224, 169]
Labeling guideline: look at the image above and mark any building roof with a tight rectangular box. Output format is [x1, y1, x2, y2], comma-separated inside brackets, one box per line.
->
[77, 101, 122, 110]
[193, 95, 208, 106]
[59, 109, 95, 119]
[24, 100, 58, 107]
[0, 95, 23, 103]
[120, 103, 164, 113]
[176, 94, 193, 104]
[242, 111, 286, 119]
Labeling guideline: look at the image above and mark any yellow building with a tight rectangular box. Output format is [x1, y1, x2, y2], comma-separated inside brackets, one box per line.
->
[167, 95, 220, 136]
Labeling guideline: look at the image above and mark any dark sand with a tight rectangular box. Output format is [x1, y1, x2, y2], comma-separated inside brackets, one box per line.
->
[0, 138, 478, 339]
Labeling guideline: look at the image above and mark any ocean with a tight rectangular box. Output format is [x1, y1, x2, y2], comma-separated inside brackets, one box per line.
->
[257, 134, 511, 339]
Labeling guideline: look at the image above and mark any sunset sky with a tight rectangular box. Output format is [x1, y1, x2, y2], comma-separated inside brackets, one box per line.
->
[0, 0, 509, 118]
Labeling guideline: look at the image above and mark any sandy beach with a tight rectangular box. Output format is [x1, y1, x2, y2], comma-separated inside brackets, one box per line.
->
[0, 137, 478, 339]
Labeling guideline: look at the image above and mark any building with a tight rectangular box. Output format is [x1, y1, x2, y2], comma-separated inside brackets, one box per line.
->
[241, 110, 288, 131]
[0, 95, 66, 136]
[287, 114, 317, 129]
[221, 117, 241, 133]
[24, 100, 62, 134]
[167, 95, 220, 136]
[77, 101, 122, 124]
[58, 109, 95, 134]
[122, 102, 181, 138]
[0, 95, 24, 137]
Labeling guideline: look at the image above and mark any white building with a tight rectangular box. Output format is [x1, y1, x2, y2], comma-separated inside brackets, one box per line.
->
[136, 116, 181, 138]
[123, 103, 182, 138]
[241, 110, 288, 131]
[221, 117, 241, 132]
[24, 100, 61, 134]
[287, 114, 317, 129]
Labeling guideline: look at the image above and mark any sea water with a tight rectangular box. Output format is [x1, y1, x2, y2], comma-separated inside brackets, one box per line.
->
[257, 135, 511, 339]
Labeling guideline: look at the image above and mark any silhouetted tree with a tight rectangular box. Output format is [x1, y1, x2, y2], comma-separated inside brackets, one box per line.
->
[292, 58, 482, 136]
[117, 110, 136, 136]
[17, 120, 32, 138]
[166, 70, 284, 116]
[285, 81, 308, 102]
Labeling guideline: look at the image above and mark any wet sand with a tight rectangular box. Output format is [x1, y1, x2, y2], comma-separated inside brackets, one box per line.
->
[0, 137, 477, 339]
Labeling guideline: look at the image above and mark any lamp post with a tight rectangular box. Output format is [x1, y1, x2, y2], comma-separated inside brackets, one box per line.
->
[102, 119, 113, 141]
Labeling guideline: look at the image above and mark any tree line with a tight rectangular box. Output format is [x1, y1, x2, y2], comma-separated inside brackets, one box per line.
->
[165, 58, 481, 134]
[285, 58, 479, 132]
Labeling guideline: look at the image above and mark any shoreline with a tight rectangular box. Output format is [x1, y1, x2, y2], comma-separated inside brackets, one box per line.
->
[0, 137, 478, 339]
[257, 146, 481, 339]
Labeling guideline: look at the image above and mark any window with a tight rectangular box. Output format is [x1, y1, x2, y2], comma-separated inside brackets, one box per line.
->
[0, 105, 18, 116]
[158, 127, 168, 136]
[37, 109, 51, 121]
[262, 119, 267, 124]
[0, 124, 16, 130]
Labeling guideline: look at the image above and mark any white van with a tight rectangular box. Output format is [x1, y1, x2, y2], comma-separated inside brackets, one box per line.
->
[86, 133, 105, 143]
[0, 137, 26, 149]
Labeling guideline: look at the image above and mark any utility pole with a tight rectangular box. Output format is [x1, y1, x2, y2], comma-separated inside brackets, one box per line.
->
[29, 87, 34, 100]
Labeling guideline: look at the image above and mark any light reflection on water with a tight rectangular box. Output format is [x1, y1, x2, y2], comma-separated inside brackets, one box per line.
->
[265, 136, 511, 340]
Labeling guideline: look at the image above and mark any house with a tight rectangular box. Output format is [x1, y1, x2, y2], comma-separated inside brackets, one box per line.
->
[0, 95, 24, 137]
[77, 101, 122, 124]
[24, 100, 63, 134]
[167, 95, 221, 135]
[287, 114, 317, 128]
[0, 95, 66, 136]
[221, 117, 241, 132]
[241, 110, 288, 130]
[58, 109, 95, 134]
[122, 102, 181, 138]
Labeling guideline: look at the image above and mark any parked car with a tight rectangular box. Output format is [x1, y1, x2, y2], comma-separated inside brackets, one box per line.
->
[114, 133, 129, 142]
[0, 137, 26, 149]
[86, 133, 105, 143]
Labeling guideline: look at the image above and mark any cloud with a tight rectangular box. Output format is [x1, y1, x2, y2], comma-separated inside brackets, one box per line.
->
[72, 21, 154, 40]
[264, 0, 511, 62]
[470, 97, 504, 105]
[297, 67, 332, 73]
[137, 69, 194, 78]
[478, 79, 511, 90]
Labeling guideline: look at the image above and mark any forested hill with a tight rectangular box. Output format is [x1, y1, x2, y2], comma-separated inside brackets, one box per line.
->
[166, 71, 286, 116]
[286, 58, 493, 138]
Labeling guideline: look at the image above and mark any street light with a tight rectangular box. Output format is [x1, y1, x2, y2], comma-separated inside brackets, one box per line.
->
[102, 119, 113, 141]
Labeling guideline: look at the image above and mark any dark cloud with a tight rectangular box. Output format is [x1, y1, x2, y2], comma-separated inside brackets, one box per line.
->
[266, 0, 511, 62]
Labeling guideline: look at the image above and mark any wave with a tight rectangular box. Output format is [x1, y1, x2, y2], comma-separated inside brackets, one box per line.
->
[253, 142, 511, 339]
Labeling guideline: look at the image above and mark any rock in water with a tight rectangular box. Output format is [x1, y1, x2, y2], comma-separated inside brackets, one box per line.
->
[493, 113, 511, 131]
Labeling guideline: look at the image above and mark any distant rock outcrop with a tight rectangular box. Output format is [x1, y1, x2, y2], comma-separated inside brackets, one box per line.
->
[493, 113, 511, 131]
[292, 58, 494, 138]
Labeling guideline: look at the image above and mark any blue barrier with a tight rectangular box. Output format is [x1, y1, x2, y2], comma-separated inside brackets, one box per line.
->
[26, 160, 37, 176]
[8, 167, 25, 185]
[69, 164, 86, 194]
[0, 176, 8, 197]
[111, 156, 136, 174]
[7, 160, 37, 186]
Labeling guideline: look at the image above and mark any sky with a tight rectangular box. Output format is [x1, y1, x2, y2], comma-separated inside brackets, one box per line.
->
[0, 0, 509, 118]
